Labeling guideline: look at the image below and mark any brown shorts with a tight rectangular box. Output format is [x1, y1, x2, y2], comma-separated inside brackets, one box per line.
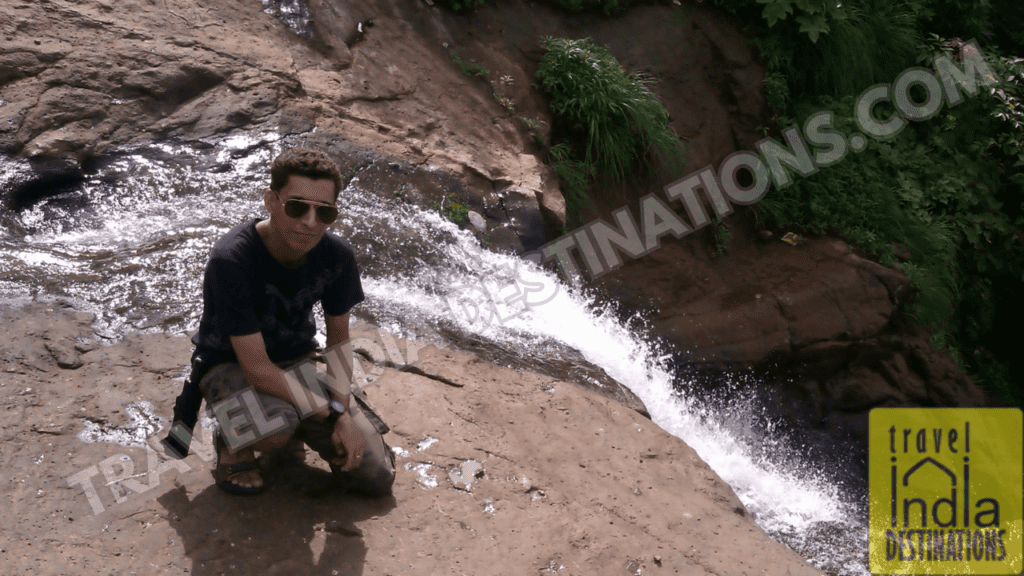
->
[198, 355, 395, 497]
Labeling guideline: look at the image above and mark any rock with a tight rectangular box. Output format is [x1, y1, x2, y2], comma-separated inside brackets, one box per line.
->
[45, 341, 82, 369]
[122, 62, 226, 106]
[826, 365, 905, 412]
[467, 210, 487, 232]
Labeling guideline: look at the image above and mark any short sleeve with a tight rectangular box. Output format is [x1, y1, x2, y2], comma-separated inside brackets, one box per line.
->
[320, 238, 364, 317]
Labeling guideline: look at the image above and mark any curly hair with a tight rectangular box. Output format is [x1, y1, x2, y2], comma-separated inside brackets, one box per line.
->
[269, 147, 344, 199]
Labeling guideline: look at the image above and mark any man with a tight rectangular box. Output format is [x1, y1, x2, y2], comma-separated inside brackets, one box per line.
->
[188, 147, 394, 496]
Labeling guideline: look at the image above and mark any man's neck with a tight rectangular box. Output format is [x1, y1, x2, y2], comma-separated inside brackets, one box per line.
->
[255, 219, 309, 268]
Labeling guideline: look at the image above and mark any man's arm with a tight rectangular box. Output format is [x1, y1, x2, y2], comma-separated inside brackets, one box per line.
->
[324, 311, 365, 472]
[324, 311, 353, 411]
[229, 332, 329, 419]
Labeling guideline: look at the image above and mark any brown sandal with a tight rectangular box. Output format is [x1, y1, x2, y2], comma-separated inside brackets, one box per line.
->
[215, 435, 264, 496]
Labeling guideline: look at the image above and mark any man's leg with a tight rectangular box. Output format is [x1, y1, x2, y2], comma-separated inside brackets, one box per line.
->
[297, 402, 396, 497]
[199, 363, 301, 491]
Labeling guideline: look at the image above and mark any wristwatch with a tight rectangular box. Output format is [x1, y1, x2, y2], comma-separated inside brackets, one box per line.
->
[326, 399, 346, 425]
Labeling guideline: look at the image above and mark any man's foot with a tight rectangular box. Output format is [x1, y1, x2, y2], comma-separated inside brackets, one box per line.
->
[215, 436, 264, 495]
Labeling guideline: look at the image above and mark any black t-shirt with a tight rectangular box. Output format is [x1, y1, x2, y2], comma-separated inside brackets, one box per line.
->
[191, 218, 364, 364]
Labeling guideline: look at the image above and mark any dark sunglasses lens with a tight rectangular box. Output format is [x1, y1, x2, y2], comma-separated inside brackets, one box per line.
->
[283, 201, 338, 224]
[283, 200, 310, 219]
[315, 206, 339, 224]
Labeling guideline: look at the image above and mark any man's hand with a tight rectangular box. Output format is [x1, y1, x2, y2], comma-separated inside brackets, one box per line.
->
[330, 411, 365, 471]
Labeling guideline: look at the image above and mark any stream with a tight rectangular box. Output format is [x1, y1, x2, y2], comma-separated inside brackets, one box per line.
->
[0, 133, 869, 576]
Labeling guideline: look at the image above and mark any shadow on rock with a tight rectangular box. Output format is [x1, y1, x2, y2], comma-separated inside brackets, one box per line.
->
[157, 462, 397, 576]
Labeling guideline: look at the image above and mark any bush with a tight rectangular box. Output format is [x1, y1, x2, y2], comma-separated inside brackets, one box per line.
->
[535, 37, 684, 182]
[433, 194, 469, 225]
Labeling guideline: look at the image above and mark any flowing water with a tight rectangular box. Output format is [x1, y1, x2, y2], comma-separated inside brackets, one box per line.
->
[0, 133, 869, 575]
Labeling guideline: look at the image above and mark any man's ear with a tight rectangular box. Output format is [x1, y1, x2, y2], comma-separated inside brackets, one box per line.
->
[262, 188, 275, 212]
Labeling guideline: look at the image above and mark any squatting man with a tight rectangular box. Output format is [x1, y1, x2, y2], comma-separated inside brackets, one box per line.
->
[171, 147, 395, 496]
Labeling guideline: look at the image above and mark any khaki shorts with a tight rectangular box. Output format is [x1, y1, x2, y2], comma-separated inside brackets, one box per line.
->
[199, 355, 395, 497]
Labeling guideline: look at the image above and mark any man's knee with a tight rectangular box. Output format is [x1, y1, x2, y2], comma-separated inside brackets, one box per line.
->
[333, 452, 396, 497]
[355, 465, 396, 497]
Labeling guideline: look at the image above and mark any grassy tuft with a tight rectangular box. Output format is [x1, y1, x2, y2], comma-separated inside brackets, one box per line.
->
[535, 37, 684, 183]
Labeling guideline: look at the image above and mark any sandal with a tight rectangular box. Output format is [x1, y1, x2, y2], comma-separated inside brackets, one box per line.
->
[215, 435, 264, 496]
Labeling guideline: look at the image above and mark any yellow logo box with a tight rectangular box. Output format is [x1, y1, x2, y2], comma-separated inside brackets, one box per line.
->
[869, 408, 1022, 574]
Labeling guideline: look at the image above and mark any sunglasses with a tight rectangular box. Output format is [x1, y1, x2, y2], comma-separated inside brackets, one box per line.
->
[276, 192, 339, 224]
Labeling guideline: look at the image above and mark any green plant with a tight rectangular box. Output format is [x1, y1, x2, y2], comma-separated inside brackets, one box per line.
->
[535, 37, 685, 182]
[548, 143, 595, 229]
[519, 116, 546, 146]
[450, 51, 489, 80]
[977, 50, 1024, 186]
[710, 217, 731, 255]
[492, 92, 516, 113]
[433, 194, 469, 225]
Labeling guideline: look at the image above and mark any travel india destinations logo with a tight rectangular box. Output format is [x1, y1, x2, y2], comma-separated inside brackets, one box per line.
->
[868, 409, 1022, 574]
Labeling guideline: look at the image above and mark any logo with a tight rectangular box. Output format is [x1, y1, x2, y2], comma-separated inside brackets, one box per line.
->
[869, 408, 1022, 574]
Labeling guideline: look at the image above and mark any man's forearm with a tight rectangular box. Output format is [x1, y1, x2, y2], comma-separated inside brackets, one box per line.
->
[239, 361, 298, 405]
[323, 339, 354, 411]
[324, 312, 354, 411]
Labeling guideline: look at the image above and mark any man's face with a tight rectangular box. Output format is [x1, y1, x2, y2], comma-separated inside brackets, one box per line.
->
[267, 174, 337, 256]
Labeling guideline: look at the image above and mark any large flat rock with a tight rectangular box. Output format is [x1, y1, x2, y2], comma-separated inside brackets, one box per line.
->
[0, 303, 821, 576]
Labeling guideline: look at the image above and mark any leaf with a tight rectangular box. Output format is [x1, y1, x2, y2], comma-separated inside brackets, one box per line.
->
[761, 1, 793, 27]
[795, 14, 830, 43]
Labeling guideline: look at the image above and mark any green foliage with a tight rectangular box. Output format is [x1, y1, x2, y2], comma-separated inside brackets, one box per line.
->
[449, 51, 489, 80]
[519, 116, 547, 146]
[535, 37, 685, 182]
[716, 0, 927, 115]
[548, 143, 595, 228]
[492, 92, 516, 113]
[433, 194, 469, 225]
[975, 49, 1024, 186]
[437, 0, 484, 12]
[793, 2, 924, 96]
[754, 0, 852, 43]
[711, 217, 731, 255]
